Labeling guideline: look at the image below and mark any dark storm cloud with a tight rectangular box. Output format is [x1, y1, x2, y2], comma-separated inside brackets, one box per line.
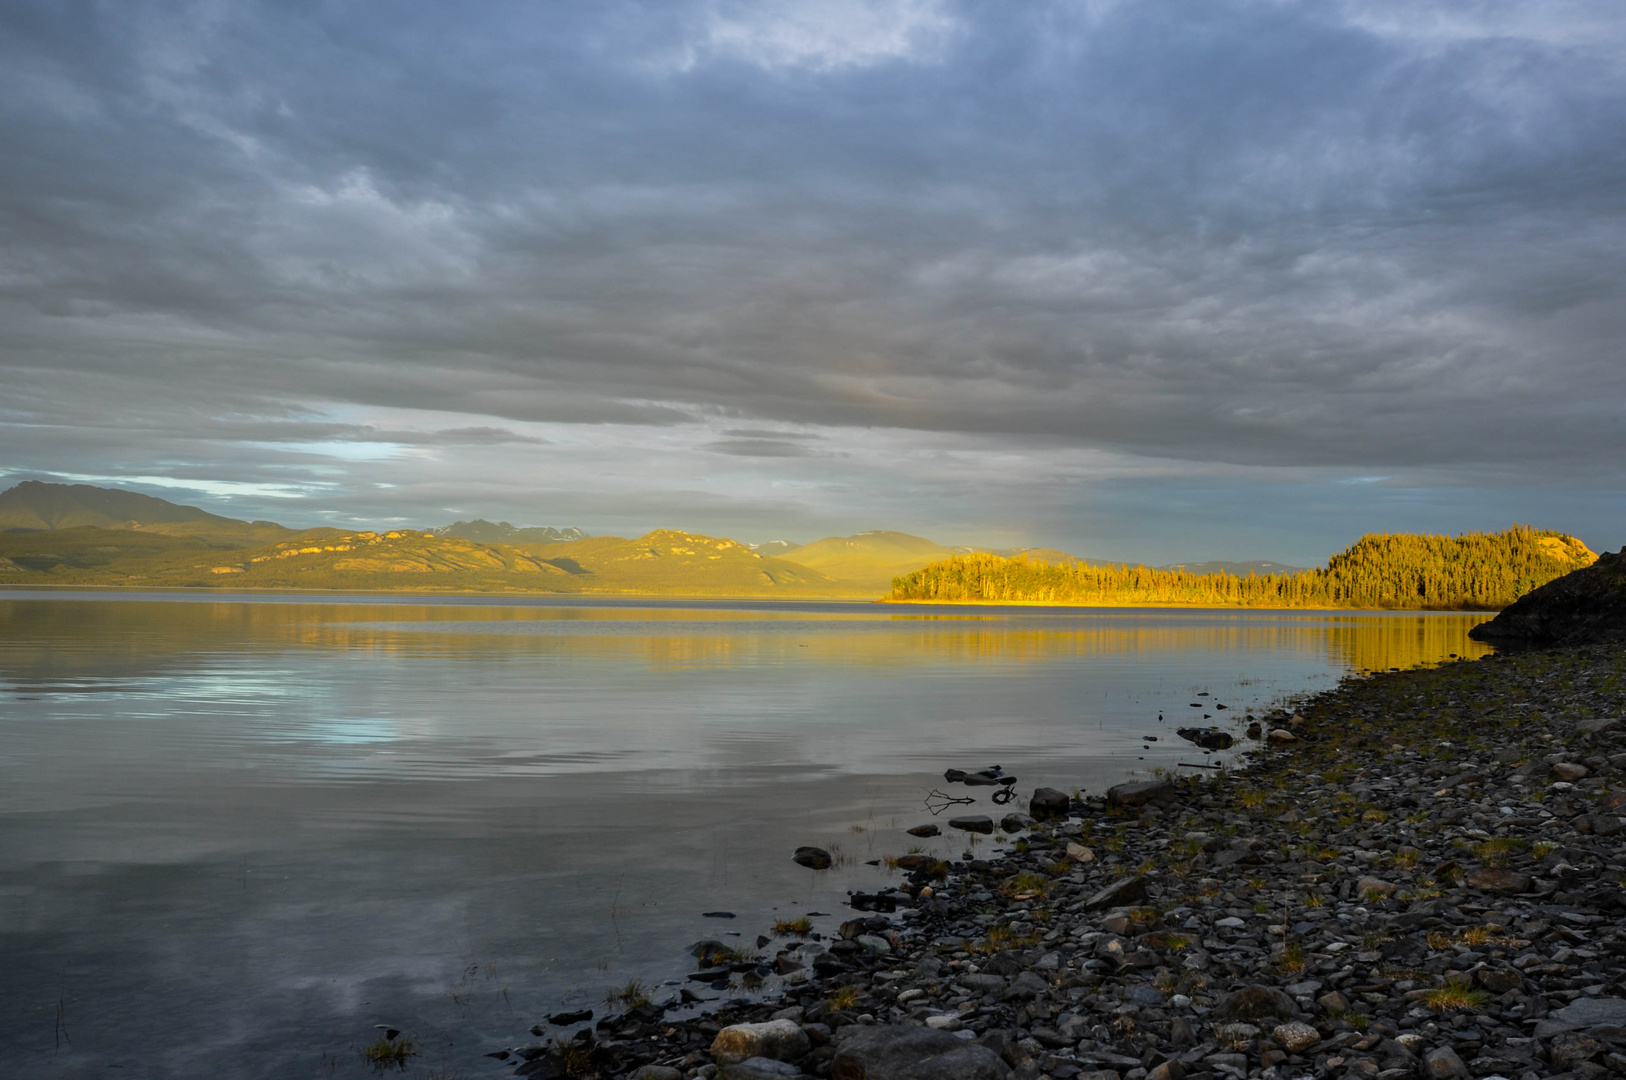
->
[1, 0, 1623, 555]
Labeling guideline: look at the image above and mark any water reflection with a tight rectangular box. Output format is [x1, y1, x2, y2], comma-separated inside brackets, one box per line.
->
[0, 593, 1494, 1080]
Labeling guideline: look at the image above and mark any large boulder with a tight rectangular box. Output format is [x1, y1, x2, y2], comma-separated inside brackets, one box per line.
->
[722, 1059, 805, 1080]
[1469, 547, 1626, 644]
[712, 1019, 812, 1066]
[831, 1025, 1009, 1080]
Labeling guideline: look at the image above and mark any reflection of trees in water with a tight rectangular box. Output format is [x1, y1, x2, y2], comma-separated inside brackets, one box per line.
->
[1322, 615, 1496, 673]
[0, 599, 1494, 688]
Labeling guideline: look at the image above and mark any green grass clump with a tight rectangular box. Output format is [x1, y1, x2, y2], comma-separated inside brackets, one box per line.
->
[1420, 977, 1489, 1012]
[360, 1035, 419, 1071]
[605, 979, 651, 1009]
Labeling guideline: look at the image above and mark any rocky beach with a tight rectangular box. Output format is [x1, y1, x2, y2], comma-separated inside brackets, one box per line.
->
[482, 629, 1626, 1080]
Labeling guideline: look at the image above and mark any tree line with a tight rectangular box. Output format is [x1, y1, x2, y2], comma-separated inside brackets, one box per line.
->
[887, 526, 1595, 609]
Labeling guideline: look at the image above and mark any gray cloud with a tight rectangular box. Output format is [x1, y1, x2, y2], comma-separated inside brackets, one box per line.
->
[1, 0, 1623, 560]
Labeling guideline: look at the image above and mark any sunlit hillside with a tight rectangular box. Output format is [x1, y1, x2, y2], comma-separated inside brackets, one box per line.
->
[778, 531, 955, 589]
[889, 526, 1597, 610]
[0, 522, 857, 596]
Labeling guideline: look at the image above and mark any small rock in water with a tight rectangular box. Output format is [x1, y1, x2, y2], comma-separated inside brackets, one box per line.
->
[1176, 726, 1234, 750]
[906, 824, 941, 837]
[947, 815, 994, 834]
[791, 846, 832, 870]
[1000, 812, 1034, 833]
[702, 911, 736, 919]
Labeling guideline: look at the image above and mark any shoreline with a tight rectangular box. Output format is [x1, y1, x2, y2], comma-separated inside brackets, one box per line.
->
[878, 598, 1506, 613]
[487, 638, 1626, 1080]
[2, 582, 1506, 616]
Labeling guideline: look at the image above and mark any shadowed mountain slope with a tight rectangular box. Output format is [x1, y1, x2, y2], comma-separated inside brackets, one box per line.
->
[0, 480, 239, 531]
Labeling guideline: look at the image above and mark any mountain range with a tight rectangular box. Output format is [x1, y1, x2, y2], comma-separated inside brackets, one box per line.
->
[0, 480, 1311, 597]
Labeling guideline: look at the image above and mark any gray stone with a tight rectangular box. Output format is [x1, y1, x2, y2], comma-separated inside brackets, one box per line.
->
[1465, 867, 1533, 893]
[1083, 875, 1149, 910]
[897, 1044, 1010, 1080]
[958, 973, 1007, 995]
[1002, 970, 1049, 1000]
[631, 1068, 684, 1080]
[855, 934, 892, 955]
[1123, 985, 1166, 1006]
[712, 1019, 813, 1066]
[1554, 998, 1626, 1027]
[1106, 779, 1175, 807]
[1273, 1022, 1320, 1053]
[948, 815, 995, 834]
[832, 1025, 1009, 1080]
[906, 824, 940, 837]
[1549, 1031, 1604, 1070]
[1214, 984, 1299, 1022]
[1029, 787, 1071, 820]
[1000, 813, 1035, 832]
[1213, 1022, 1259, 1045]
[722, 1058, 804, 1080]
[1576, 717, 1620, 736]
[1421, 1046, 1468, 1078]
[1146, 1062, 1184, 1080]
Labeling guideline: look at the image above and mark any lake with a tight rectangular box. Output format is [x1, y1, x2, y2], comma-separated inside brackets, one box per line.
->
[0, 592, 1494, 1078]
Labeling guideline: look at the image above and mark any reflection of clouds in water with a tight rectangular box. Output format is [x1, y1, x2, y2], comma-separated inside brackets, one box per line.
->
[291, 717, 400, 745]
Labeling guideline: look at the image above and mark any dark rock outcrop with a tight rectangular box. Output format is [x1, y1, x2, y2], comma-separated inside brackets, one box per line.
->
[1469, 548, 1626, 644]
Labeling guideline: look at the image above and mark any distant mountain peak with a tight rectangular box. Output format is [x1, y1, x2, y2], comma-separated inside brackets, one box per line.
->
[431, 519, 587, 544]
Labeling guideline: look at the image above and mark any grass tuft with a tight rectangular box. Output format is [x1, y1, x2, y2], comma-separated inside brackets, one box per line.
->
[827, 984, 862, 1011]
[1420, 976, 1489, 1012]
[605, 979, 651, 1010]
[360, 1035, 419, 1072]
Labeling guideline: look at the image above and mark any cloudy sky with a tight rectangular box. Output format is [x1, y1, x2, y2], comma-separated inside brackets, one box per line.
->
[2, 0, 1623, 564]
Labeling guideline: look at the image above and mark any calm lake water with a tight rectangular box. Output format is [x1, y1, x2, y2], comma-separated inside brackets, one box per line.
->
[0, 592, 1494, 1078]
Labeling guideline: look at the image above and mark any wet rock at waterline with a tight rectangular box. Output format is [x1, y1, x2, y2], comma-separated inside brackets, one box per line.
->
[946, 815, 994, 834]
[904, 824, 940, 838]
[1027, 786, 1070, 819]
[1175, 726, 1233, 750]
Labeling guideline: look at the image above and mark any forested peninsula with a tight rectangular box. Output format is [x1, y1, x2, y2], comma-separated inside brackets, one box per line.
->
[887, 527, 1597, 610]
